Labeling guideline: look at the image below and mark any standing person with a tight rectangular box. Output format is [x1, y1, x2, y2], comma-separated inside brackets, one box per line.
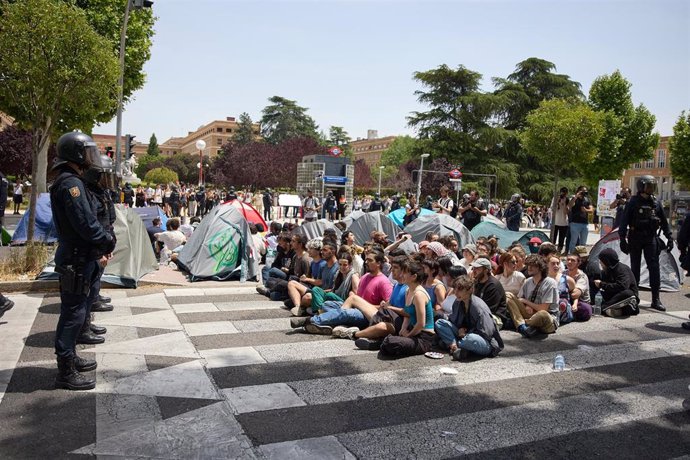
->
[618, 175, 674, 311]
[12, 178, 23, 215]
[434, 186, 454, 216]
[169, 186, 180, 217]
[323, 191, 336, 221]
[302, 189, 320, 223]
[135, 186, 146, 208]
[0, 170, 7, 245]
[503, 194, 523, 232]
[567, 186, 593, 252]
[368, 193, 383, 212]
[610, 187, 631, 230]
[195, 186, 206, 217]
[152, 184, 163, 208]
[550, 187, 570, 254]
[262, 188, 273, 222]
[179, 186, 188, 217]
[122, 182, 134, 208]
[458, 190, 487, 230]
[50, 132, 116, 391]
[145, 184, 154, 206]
[337, 193, 347, 220]
[187, 188, 197, 218]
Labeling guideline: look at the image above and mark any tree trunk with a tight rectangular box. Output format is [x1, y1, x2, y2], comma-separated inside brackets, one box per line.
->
[27, 119, 52, 243]
[549, 177, 559, 242]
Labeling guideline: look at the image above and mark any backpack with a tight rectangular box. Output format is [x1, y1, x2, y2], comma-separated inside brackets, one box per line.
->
[450, 202, 459, 218]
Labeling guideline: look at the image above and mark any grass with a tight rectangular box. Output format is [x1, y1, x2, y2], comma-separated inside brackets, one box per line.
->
[0, 242, 52, 281]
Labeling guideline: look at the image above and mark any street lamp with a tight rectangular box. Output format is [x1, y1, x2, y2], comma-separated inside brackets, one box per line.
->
[416, 153, 430, 203]
[196, 140, 206, 186]
[378, 165, 385, 195]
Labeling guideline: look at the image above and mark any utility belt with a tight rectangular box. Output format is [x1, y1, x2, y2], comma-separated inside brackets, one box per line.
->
[56, 249, 90, 295]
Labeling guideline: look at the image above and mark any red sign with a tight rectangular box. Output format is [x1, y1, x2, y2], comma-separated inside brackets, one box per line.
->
[449, 169, 462, 179]
[328, 146, 343, 157]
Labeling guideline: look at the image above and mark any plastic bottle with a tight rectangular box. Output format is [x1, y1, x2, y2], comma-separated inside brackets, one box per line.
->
[553, 354, 565, 371]
[594, 291, 603, 316]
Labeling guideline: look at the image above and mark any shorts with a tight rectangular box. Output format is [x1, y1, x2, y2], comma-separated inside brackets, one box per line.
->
[13, 194, 22, 204]
[370, 309, 402, 332]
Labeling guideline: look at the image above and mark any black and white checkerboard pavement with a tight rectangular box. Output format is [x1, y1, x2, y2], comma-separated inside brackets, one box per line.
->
[0, 285, 689, 459]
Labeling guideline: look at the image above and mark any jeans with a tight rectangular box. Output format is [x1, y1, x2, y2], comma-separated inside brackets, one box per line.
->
[311, 304, 369, 329]
[568, 222, 589, 253]
[435, 319, 492, 356]
[262, 267, 286, 287]
[55, 260, 99, 358]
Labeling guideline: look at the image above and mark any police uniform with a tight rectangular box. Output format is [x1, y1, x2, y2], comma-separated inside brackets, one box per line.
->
[50, 132, 115, 391]
[618, 176, 673, 311]
[169, 187, 180, 217]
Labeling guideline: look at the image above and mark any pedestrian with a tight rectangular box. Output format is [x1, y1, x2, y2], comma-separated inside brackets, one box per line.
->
[195, 186, 206, 217]
[50, 132, 116, 391]
[0, 169, 7, 246]
[12, 178, 23, 215]
[551, 187, 570, 253]
[567, 186, 593, 252]
[169, 186, 180, 217]
[122, 182, 134, 208]
[302, 189, 320, 223]
[503, 194, 523, 232]
[262, 188, 272, 222]
[458, 190, 487, 230]
[618, 175, 673, 311]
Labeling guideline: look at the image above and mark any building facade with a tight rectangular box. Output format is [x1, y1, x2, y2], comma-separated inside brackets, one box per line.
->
[351, 130, 396, 168]
[0, 111, 13, 132]
[296, 155, 354, 216]
[158, 117, 261, 159]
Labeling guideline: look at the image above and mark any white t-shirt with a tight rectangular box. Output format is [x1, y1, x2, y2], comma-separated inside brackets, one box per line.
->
[303, 196, 320, 219]
[13, 184, 23, 196]
[156, 230, 186, 252]
[550, 196, 569, 226]
[498, 271, 526, 296]
[438, 197, 454, 215]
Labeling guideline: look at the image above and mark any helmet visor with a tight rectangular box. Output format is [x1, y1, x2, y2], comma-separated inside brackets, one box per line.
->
[643, 181, 657, 195]
[83, 142, 100, 167]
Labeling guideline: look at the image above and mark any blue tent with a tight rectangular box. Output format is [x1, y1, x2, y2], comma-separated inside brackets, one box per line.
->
[133, 206, 168, 230]
[470, 221, 550, 254]
[11, 193, 58, 244]
[387, 207, 435, 227]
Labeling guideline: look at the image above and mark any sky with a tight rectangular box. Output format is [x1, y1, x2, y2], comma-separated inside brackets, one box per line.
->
[99, 0, 690, 143]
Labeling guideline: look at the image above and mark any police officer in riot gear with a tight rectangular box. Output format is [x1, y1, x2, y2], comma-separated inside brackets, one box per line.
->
[618, 175, 673, 311]
[504, 193, 523, 232]
[50, 132, 116, 390]
[169, 185, 181, 217]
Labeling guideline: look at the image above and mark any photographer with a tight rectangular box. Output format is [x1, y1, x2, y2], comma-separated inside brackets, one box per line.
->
[610, 187, 631, 229]
[550, 187, 570, 253]
[567, 186, 593, 253]
[302, 189, 320, 223]
[434, 186, 454, 216]
[459, 190, 487, 231]
[503, 193, 523, 232]
[403, 195, 421, 226]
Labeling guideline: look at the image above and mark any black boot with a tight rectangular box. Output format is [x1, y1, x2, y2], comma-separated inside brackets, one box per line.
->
[651, 296, 666, 312]
[55, 356, 96, 390]
[89, 313, 107, 335]
[74, 354, 97, 372]
[97, 294, 111, 303]
[77, 314, 105, 344]
[91, 301, 114, 312]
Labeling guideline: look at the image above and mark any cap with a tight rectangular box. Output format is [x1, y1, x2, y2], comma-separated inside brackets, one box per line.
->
[470, 258, 492, 270]
[529, 237, 542, 245]
[574, 245, 590, 257]
[462, 243, 477, 255]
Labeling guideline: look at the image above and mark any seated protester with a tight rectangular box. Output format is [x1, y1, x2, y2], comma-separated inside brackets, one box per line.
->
[341, 230, 364, 257]
[283, 239, 325, 308]
[476, 242, 498, 272]
[339, 244, 364, 276]
[424, 231, 440, 242]
[575, 245, 601, 298]
[322, 228, 339, 246]
[565, 252, 593, 321]
[385, 232, 417, 256]
[370, 231, 390, 248]
[155, 218, 186, 264]
[286, 241, 339, 316]
[378, 259, 435, 358]
[593, 248, 639, 316]
[293, 249, 392, 336]
[527, 236, 542, 255]
[435, 275, 504, 360]
[459, 244, 477, 272]
[264, 221, 283, 254]
[439, 236, 462, 261]
[547, 255, 576, 325]
[510, 246, 528, 278]
[259, 234, 311, 300]
[538, 242, 565, 273]
[439, 264, 469, 319]
[495, 252, 526, 296]
[470, 257, 509, 330]
[422, 259, 447, 319]
[309, 253, 360, 313]
[260, 233, 294, 288]
[505, 254, 560, 338]
[426, 241, 461, 267]
[248, 223, 266, 261]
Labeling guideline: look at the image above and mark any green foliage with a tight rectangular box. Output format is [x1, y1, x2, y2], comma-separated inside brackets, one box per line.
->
[328, 126, 352, 157]
[234, 112, 255, 146]
[380, 135, 418, 180]
[669, 110, 690, 188]
[586, 70, 659, 184]
[260, 96, 319, 144]
[147, 133, 160, 156]
[135, 154, 163, 178]
[145, 167, 178, 185]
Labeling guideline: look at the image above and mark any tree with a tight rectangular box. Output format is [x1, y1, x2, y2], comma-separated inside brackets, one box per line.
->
[260, 96, 319, 144]
[234, 112, 255, 146]
[147, 133, 160, 156]
[0, 126, 33, 177]
[669, 110, 690, 188]
[164, 154, 198, 185]
[354, 160, 374, 189]
[519, 99, 605, 239]
[586, 70, 659, 185]
[135, 154, 164, 179]
[145, 167, 178, 185]
[328, 126, 352, 157]
[379, 135, 418, 182]
[0, 0, 119, 241]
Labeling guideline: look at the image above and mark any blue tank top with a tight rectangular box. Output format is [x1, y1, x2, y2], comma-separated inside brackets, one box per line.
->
[558, 274, 570, 301]
[404, 286, 435, 331]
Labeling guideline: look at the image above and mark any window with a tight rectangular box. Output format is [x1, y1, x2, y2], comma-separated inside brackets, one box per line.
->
[217, 149, 222, 155]
[217, 138, 223, 145]
[645, 158, 654, 168]
[216, 127, 223, 133]
[226, 128, 232, 133]
[658, 150, 666, 168]
[633, 162, 641, 169]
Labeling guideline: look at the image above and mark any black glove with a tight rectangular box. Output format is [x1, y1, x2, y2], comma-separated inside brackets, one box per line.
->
[104, 236, 116, 255]
[619, 238, 629, 254]
[666, 238, 674, 252]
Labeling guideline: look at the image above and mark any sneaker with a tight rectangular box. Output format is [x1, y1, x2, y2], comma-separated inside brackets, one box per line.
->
[332, 326, 348, 337]
[0, 299, 15, 318]
[604, 296, 637, 315]
[304, 323, 333, 335]
[517, 324, 528, 337]
[355, 338, 382, 350]
[452, 348, 470, 361]
[256, 286, 270, 296]
[523, 326, 540, 339]
[290, 317, 309, 329]
[283, 299, 295, 310]
[340, 327, 360, 340]
[682, 322, 690, 331]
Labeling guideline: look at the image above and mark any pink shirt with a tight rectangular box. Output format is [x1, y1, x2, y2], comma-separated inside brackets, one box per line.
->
[357, 273, 393, 306]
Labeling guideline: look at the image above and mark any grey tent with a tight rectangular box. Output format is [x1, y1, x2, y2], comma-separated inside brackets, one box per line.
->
[37, 205, 158, 287]
[341, 210, 366, 228]
[346, 211, 402, 246]
[471, 221, 550, 254]
[293, 219, 342, 241]
[403, 214, 475, 247]
[587, 229, 683, 292]
[176, 205, 259, 282]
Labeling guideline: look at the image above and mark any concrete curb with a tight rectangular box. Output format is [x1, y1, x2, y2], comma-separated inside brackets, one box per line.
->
[0, 278, 186, 293]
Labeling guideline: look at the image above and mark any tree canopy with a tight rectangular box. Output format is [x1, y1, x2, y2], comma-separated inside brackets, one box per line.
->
[669, 110, 690, 188]
[260, 96, 319, 144]
[0, 126, 33, 177]
[234, 112, 255, 146]
[147, 133, 160, 156]
[145, 167, 178, 185]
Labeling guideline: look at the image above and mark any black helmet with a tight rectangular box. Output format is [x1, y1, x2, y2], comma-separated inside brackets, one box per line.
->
[636, 175, 657, 195]
[83, 154, 114, 185]
[54, 131, 99, 170]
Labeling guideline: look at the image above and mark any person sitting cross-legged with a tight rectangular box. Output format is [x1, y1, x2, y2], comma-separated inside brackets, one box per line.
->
[593, 248, 639, 317]
[285, 241, 339, 316]
[434, 275, 504, 361]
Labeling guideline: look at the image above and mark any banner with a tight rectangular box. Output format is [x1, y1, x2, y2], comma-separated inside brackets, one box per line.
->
[597, 180, 621, 218]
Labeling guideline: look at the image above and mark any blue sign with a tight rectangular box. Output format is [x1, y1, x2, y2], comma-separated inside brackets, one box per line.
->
[324, 176, 347, 184]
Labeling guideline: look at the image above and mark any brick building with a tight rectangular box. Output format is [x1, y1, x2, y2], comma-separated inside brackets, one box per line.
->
[351, 130, 396, 168]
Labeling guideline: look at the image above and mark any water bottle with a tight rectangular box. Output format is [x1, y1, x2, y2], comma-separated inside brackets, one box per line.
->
[553, 354, 565, 371]
[594, 291, 603, 316]
[265, 248, 277, 268]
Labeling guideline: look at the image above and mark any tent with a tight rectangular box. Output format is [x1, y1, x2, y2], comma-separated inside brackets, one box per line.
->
[293, 219, 342, 241]
[222, 199, 268, 230]
[403, 214, 474, 247]
[587, 229, 683, 292]
[341, 210, 366, 228]
[176, 205, 259, 282]
[483, 214, 507, 229]
[37, 206, 158, 287]
[471, 221, 550, 254]
[387, 207, 435, 228]
[1, 227, 10, 246]
[133, 206, 168, 230]
[11, 193, 58, 244]
[346, 211, 402, 246]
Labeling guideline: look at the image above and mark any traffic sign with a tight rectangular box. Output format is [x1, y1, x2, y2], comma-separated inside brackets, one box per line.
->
[449, 168, 462, 179]
[328, 146, 343, 157]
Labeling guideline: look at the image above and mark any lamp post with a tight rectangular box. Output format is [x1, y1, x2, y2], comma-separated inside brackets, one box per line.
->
[416, 153, 430, 203]
[196, 140, 206, 186]
[378, 165, 385, 195]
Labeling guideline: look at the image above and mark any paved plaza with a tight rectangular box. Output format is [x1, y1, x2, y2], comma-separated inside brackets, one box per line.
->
[0, 284, 689, 459]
